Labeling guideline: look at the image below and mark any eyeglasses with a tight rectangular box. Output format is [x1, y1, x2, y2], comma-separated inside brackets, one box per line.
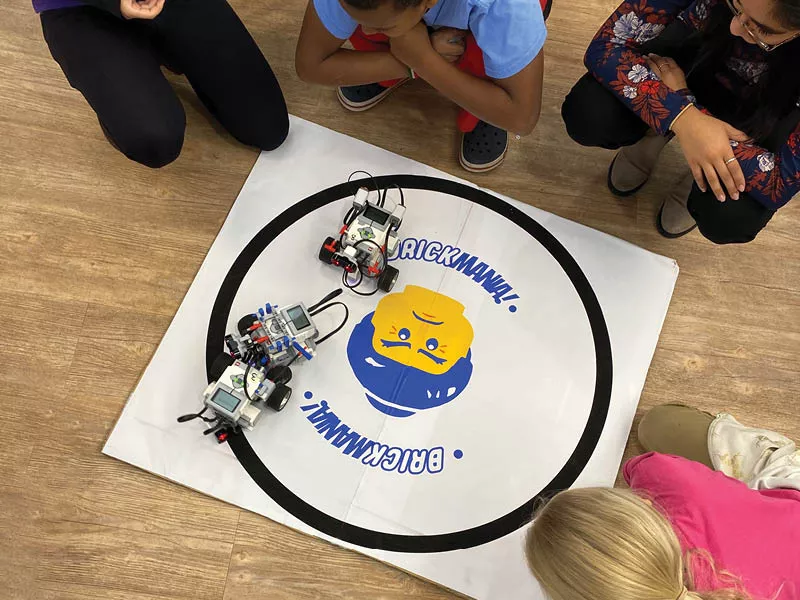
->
[724, 0, 799, 52]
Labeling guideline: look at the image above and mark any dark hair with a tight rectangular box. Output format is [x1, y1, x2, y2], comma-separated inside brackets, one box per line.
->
[688, 0, 800, 142]
[775, 0, 800, 29]
[342, 0, 422, 10]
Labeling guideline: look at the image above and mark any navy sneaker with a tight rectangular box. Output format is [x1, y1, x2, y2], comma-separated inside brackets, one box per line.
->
[337, 79, 408, 112]
[459, 120, 508, 173]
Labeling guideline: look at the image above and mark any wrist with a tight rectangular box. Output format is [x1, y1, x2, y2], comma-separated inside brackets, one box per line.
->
[407, 50, 448, 81]
[670, 104, 699, 135]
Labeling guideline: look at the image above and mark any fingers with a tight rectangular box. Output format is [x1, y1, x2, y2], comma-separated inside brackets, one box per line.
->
[439, 27, 467, 39]
[644, 56, 661, 78]
[726, 156, 747, 195]
[431, 29, 465, 51]
[701, 163, 726, 202]
[724, 124, 751, 142]
[714, 159, 741, 200]
[645, 53, 670, 68]
[449, 30, 468, 41]
[689, 164, 707, 193]
[122, 0, 160, 17]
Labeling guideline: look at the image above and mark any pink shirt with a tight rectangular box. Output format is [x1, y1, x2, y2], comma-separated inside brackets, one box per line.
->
[624, 453, 800, 600]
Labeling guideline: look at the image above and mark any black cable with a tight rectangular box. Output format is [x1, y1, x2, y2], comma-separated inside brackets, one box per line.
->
[378, 183, 405, 209]
[382, 183, 404, 232]
[343, 206, 359, 228]
[348, 170, 379, 203]
[243, 361, 254, 401]
[342, 268, 378, 296]
[353, 239, 386, 269]
[311, 301, 350, 345]
[178, 407, 207, 423]
[203, 421, 223, 436]
[177, 407, 218, 424]
[342, 268, 362, 288]
[387, 183, 405, 207]
[308, 288, 343, 313]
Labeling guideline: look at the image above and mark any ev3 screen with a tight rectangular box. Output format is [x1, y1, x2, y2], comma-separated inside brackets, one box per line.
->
[210, 388, 241, 413]
[362, 204, 390, 225]
[287, 306, 311, 330]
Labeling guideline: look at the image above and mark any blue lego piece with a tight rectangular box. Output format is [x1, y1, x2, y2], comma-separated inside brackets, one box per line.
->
[293, 341, 313, 360]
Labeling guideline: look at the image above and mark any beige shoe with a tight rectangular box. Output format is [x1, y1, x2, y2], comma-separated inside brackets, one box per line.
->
[607, 130, 672, 196]
[638, 404, 715, 468]
[657, 170, 697, 238]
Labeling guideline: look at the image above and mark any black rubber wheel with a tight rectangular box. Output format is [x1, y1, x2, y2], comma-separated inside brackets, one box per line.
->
[319, 237, 337, 264]
[377, 265, 399, 292]
[266, 384, 292, 411]
[210, 352, 235, 382]
[238, 314, 258, 336]
[266, 365, 292, 386]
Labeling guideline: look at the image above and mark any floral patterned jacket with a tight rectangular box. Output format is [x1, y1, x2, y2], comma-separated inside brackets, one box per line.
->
[585, 0, 800, 208]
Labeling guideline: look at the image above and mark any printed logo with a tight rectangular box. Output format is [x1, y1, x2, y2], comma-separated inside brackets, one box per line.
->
[210, 175, 611, 551]
[346, 285, 474, 418]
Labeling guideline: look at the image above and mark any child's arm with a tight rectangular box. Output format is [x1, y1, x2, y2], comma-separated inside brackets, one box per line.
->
[295, 2, 409, 86]
[391, 23, 544, 135]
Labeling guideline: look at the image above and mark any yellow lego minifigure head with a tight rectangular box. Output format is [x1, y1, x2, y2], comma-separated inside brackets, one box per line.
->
[370, 285, 474, 376]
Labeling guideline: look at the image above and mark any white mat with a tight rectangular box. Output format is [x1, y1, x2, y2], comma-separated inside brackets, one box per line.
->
[104, 116, 678, 600]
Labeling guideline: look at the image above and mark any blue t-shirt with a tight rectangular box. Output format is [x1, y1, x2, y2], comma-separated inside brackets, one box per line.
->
[314, 0, 547, 79]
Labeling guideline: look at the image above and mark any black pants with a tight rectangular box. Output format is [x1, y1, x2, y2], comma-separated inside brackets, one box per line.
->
[561, 74, 776, 245]
[41, 0, 289, 168]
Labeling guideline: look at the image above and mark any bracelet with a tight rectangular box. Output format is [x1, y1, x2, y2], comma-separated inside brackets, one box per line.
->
[669, 102, 696, 132]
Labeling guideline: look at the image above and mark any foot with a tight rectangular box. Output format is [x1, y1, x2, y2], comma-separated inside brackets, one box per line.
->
[608, 130, 671, 196]
[459, 121, 508, 173]
[337, 80, 408, 112]
[657, 171, 697, 238]
[637, 404, 715, 468]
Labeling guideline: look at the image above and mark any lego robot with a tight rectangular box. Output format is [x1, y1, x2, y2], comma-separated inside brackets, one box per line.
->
[181, 290, 344, 442]
[319, 186, 405, 293]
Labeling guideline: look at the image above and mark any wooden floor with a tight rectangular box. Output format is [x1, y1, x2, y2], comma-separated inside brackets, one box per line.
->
[1, 0, 798, 597]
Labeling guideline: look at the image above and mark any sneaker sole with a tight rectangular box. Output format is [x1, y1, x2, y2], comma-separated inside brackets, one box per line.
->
[337, 79, 409, 112]
[458, 141, 508, 173]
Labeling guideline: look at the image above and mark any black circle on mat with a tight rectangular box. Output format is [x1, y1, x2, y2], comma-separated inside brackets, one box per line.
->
[206, 175, 613, 553]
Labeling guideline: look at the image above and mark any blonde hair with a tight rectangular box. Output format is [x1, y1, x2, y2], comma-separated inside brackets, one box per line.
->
[526, 488, 751, 600]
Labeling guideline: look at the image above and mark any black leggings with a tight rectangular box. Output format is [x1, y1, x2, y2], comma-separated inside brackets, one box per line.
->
[41, 0, 289, 168]
[562, 74, 776, 245]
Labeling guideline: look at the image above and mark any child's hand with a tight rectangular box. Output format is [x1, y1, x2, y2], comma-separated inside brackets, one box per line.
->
[120, 0, 165, 20]
[671, 106, 749, 201]
[389, 22, 436, 69]
[430, 28, 467, 64]
[644, 54, 687, 92]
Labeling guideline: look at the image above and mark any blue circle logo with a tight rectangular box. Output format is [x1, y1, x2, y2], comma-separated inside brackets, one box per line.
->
[346, 285, 474, 417]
